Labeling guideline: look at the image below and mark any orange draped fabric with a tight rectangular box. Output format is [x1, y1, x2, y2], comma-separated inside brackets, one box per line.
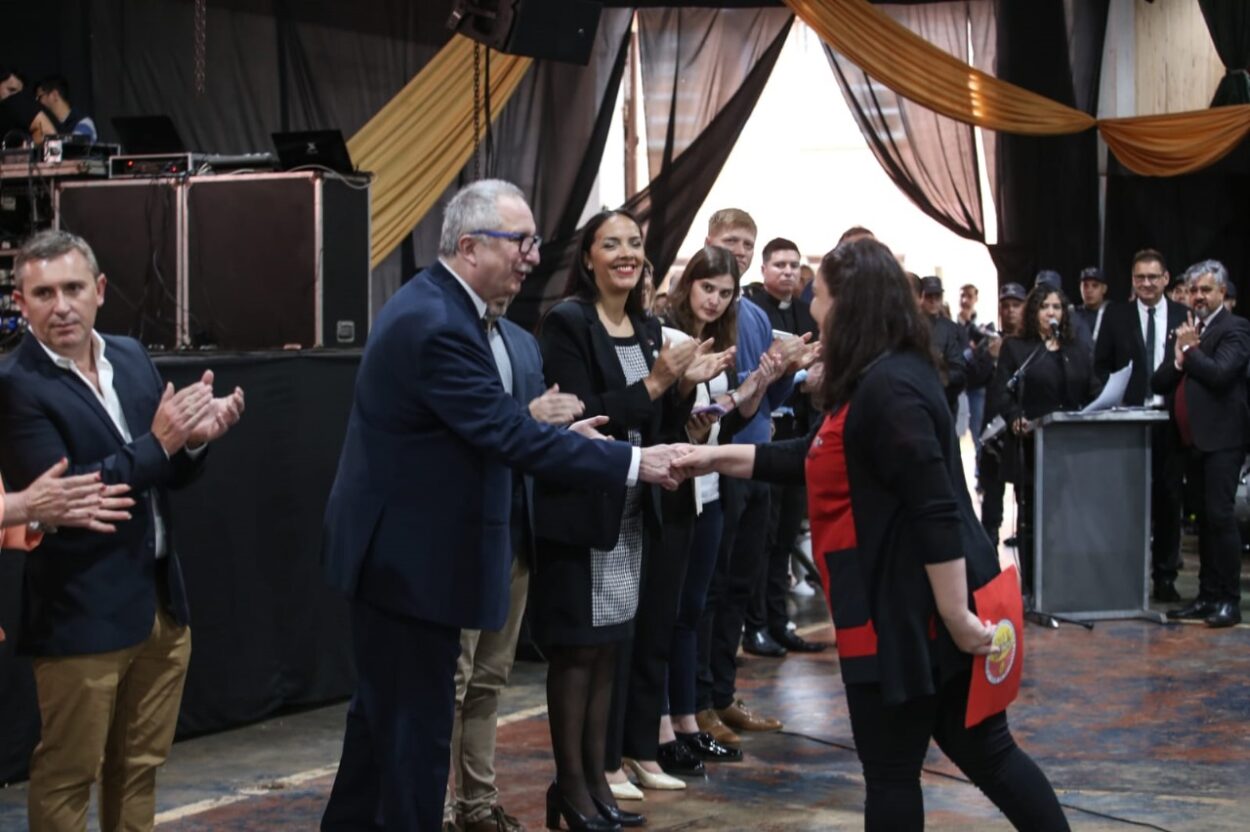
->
[347, 37, 532, 268]
[787, 0, 1250, 176]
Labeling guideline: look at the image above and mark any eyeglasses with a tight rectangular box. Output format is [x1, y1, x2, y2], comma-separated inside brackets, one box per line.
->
[468, 229, 543, 256]
[1133, 272, 1166, 282]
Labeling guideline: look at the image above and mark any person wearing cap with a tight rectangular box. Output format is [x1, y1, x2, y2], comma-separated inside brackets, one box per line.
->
[1223, 279, 1237, 313]
[1167, 275, 1190, 307]
[1075, 266, 1109, 342]
[1093, 248, 1189, 601]
[916, 275, 967, 415]
[977, 283, 1026, 546]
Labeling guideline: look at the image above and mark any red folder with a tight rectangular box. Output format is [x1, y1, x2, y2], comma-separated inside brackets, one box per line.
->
[966, 565, 1024, 728]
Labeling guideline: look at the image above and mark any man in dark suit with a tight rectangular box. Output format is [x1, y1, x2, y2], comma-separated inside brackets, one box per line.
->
[742, 237, 825, 656]
[320, 179, 683, 831]
[917, 275, 968, 414]
[441, 305, 584, 832]
[0, 230, 244, 830]
[1094, 248, 1189, 600]
[1152, 259, 1250, 628]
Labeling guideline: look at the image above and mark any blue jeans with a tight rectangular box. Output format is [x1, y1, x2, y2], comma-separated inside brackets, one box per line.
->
[668, 499, 724, 716]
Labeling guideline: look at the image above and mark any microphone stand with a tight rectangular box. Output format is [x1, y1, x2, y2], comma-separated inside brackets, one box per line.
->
[1008, 331, 1094, 631]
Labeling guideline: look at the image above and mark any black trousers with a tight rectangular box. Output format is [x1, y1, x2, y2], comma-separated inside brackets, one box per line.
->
[697, 477, 771, 711]
[1149, 423, 1185, 584]
[844, 673, 1069, 832]
[747, 482, 807, 636]
[979, 442, 1006, 545]
[1187, 446, 1243, 603]
[608, 520, 692, 766]
[323, 602, 462, 832]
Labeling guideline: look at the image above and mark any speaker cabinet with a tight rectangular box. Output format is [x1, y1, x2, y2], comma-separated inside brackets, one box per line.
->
[55, 179, 181, 349]
[186, 173, 370, 350]
[452, 0, 602, 65]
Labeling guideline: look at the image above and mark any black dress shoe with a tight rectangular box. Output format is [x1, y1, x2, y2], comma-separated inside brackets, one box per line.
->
[675, 730, 743, 762]
[1152, 580, 1181, 603]
[590, 794, 644, 828]
[546, 783, 620, 832]
[1205, 601, 1242, 628]
[1167, 598, 1219, 620]
[657, 739, 706, 775]
[742, 629, 786, 657]
[772, 629, 827, 653]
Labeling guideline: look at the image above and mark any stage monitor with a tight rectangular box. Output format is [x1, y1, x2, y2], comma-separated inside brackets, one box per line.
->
[448, 0, 602, 66]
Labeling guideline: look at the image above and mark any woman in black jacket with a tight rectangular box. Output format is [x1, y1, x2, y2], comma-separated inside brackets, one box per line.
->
[990, 285, 1099, 596]
[674, 239, 1068, 831]
[532, 210, 731, 831]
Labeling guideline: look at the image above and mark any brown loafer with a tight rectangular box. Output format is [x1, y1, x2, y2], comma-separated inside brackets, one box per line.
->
[463, 805, 525, 832]
[717, 699, 782, 732]
[696, 707, 741, 746]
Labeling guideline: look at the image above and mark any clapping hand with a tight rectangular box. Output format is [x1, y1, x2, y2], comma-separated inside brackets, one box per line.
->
[16, 458, 135, 533]
[646, 337, 705, 397]
[569, 415, 610, 440]
[185, 370, 246, 448]
[529, 384, 586, 426]
[683, 346, 737, 390]
[1174, 314, 1200, 365]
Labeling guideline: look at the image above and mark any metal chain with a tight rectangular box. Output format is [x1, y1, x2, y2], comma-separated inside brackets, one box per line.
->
[194, 0, 207, 96]
[472, 42, 482, 181]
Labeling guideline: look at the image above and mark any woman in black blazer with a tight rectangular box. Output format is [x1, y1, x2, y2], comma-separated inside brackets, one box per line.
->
[674, 239, 1069, 831]
[532, 210, 731, 831]
[990, 285, 1099, 595]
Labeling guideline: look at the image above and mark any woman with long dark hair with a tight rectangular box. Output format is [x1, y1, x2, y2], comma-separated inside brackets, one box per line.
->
[990, 284, 1098, 596]
[673, 239, 1069, 830]
[607, 245, 783, 792]
[531, 210, 732, 831]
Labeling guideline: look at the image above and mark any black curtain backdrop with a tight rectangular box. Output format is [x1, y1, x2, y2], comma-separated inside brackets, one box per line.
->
[989, 0, 1108, 295]
[1199, 0, 1250, 107]
[0, 351, 360, 785]
[825, 1, 997, 243]
[1103, 144, 1250, 307]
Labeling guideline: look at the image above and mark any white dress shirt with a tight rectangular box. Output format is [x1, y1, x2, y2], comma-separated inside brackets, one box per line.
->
[440, 259, 641, 485]
[1136, 298, 1168, 407]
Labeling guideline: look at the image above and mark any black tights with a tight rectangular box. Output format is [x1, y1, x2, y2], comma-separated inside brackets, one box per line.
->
[546, 643, 620, 818]
[844, 673, 1069, 831]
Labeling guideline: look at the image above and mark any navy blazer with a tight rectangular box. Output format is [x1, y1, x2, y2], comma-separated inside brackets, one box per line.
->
[0, 334, 203, 656]
[497, 316, 544, 543]
[320, 262, 633, 631]
[1152, 308, 1250, 453]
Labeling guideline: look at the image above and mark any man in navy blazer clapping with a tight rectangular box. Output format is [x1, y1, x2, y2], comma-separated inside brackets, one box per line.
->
[320, 180, 685, 831]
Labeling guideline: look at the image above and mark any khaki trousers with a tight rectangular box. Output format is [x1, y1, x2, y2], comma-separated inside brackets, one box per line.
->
[444, 556, 529, 826]
[27, 609, 191, 832]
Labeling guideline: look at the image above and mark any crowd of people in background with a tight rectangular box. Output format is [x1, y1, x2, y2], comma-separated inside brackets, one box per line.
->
[0, 66, 98, 146]
[3, 174, 1244, 832]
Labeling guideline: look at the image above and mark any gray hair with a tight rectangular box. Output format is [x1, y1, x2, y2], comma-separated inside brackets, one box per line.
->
[439, 179, 527, 257]
[14, 229, 100, 288]
[1182, 259, 1228, 289]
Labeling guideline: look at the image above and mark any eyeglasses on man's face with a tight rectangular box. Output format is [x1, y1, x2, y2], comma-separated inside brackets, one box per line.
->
[1132, 272, 1166, 283]
[469, 229, 543, 256]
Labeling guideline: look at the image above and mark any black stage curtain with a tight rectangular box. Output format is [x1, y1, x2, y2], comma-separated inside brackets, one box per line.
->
[826, 1, 997, 243]
[1199, 0, 1250, 107]
[84, 0, 457, 153]
[0, 351, 359, 784]
[1103, 145, 1250, 307]
[988, 0, 1107, 294]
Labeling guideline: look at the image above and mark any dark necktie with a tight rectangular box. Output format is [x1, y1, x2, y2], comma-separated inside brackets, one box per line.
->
[1145, 305, 1156, 370]
[482, 314, 497, 334]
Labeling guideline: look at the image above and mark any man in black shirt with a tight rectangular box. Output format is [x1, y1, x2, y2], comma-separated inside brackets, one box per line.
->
[918, 276, 967, 415]
[742, 238, 824, 656]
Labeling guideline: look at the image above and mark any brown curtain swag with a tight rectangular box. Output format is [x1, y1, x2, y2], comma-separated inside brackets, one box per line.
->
[788, 0, 1250, 177]
[348, 36, 532, 268]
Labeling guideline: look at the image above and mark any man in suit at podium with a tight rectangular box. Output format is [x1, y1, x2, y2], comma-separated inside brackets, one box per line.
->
[320, 179, 683, 831]
[1152, 260, 1250, 628]
[1094, 248, 1189, 602]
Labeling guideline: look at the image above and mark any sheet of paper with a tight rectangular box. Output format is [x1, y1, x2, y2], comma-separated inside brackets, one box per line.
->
[1081, 360, 1133, 413]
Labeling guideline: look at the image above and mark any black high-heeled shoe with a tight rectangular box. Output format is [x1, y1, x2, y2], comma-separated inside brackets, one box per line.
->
[545, 783, 622, 831]
[590, 793, 645, 828]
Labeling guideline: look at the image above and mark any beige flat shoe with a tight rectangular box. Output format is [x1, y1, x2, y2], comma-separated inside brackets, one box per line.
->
[623, 758, 687, 790]
[609, 779, 646, 801]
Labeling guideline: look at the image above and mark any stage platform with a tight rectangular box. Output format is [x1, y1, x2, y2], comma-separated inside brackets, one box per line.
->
[2, 570, 1247, 831]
